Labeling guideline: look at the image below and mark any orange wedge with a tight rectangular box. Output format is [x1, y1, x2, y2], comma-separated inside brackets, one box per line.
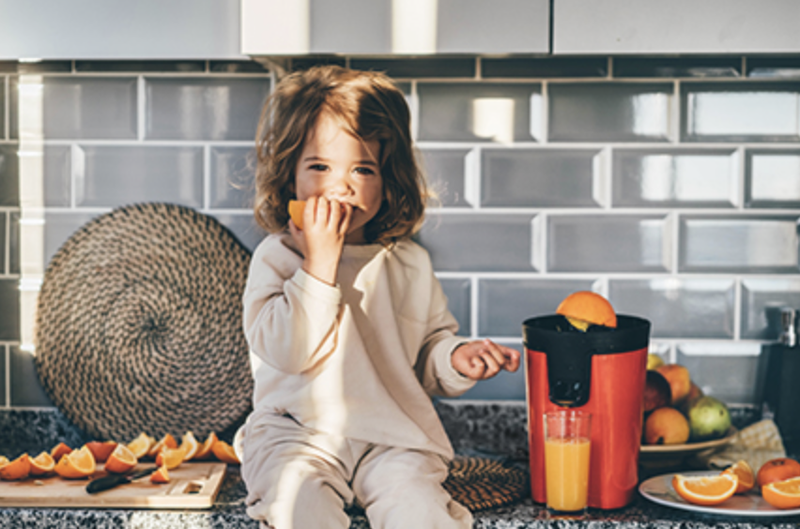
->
[155, 447, 185, 470]
[288, 199, 306, 229]
[0, 456, 8, 467]
[30, 451, 56, 476]
[127, 432, 153, 459]
[194, 432, 218, 460]
[672, 473, 738, 506]
[104, 443, 138, 474]
[179, 431, 200, 462]
[212, 440, 240, 464]
[556, 291, 617, 331]
[150, 464, 170, 484]
[85, 441, 118, 463]
[0, 453, 31, 481]
[54, 446, 96, 479]
[50, 442, 72, 462]
[721, 459, 755, 494]
[762, 476, 800, 509]
[148, 434, 178, 458]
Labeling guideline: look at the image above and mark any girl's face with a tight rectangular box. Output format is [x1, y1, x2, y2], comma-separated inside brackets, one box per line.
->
[294, 111, 383, 244]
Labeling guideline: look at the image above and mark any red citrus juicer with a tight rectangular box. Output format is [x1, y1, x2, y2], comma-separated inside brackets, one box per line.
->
[524, 314, 650, 509]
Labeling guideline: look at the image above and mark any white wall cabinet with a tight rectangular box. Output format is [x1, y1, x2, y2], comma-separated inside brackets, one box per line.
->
[553, 0, 800, 55]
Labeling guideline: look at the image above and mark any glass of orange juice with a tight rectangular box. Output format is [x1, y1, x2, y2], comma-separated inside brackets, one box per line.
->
[543, 410, 592, 518]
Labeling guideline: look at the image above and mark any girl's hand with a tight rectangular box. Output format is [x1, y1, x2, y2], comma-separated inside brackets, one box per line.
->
[289, 196, 352, 285]
[451, 339, 521, 381]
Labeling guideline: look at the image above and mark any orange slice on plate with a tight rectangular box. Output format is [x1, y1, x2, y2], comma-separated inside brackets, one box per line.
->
[104, 443, 138, 474]
[672, 473, 738, 506]
[212, 440, 240, 464]
[288, 200, 306, 229]
[150, 464, 170, 484]
[556, 291, 617, 331]
[762, 476, 800, 509]
[721, 459, 755, 494]
[0, 453, 31, 481]
[29, 451, 56, 476]
[55, 446, 95, 479]
[194, 432, 218, 460]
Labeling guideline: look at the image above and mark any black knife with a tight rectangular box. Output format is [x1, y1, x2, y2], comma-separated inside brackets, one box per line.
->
[86, 466, 158, 494]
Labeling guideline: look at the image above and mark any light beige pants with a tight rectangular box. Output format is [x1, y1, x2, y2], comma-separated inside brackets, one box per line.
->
[239, 413, 473, 529]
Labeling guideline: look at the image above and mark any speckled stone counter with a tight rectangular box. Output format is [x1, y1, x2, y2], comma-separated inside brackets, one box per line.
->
[1, 400, 797, 528]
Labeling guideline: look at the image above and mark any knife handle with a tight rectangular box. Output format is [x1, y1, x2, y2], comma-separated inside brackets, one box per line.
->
[87, 475, 129, 494]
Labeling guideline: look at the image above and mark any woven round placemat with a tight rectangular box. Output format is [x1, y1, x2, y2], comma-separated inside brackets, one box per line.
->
[443, 456, 528, 512]
[34, 203, 253, 441]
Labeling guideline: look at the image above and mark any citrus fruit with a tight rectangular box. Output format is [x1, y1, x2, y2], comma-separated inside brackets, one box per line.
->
[179, 431, 200, 462]
[212, 440, 240, 464]
[762, 476, 800, 509]
[155, 447, 185, 470]
[288, 199, 306, 229]
[127, 432, 153, 459]
[50, 442, 72, 462]
[556, 291, 617, 331]
[150, 464, 170, 484]
[104, 443, 138, 474]
[54, 446, 96, 479]
[148, 434, 179, 458]
[29, 451, 56, 476]
[85, 441, 118, 463]
[646, 353, 665, 370]
[194, 432, 218, 460]
[721, 460, 755, 494]
[0, 453, 31, 481]
[655, 364, 692, 405]
[0, 456, 8, 467]
[672, 473, 738, 506]
[644, 406, 690, 445]
[757, 458, 800, 487]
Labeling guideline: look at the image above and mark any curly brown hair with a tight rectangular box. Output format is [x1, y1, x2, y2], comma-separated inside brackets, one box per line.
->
[253, 65, 429, 245]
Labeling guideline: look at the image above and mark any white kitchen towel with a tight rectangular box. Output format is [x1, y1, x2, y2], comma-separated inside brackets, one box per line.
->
[702, 419, 786, 472]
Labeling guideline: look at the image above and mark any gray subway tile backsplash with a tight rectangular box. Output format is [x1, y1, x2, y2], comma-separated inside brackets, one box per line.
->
[548, 82, 673, 143]
[548, 214, 671, 272]
[481, 148, 603, 207]
[3, 57, 800, 406]
[76, 146, 204, 208]
[612, 148, 738, 208]
[145, 77, 270, 141]
[679, 215, 800, 273]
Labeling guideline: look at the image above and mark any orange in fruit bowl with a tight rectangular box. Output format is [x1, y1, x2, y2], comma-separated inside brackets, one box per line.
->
[757, 457, 800, 487]
[50, 442, 72, 463]
[212, 440, 240, 464]
[762, 476, 800, 509]
[672, 473, 738, 506]
[556, 291, 617, 331]
[155, 447, 185, 470]
[104, 443, 138, 474]
[0, 453, 31, 481]
[288, 199, 306, 229]
[29, 451, 56, 476]
[194, 432, 218, 460]
[54, 446, 96, 479]
[150, 464, 170, 484]
[721, 459, 755, 494]
[85, 440, 118, 463]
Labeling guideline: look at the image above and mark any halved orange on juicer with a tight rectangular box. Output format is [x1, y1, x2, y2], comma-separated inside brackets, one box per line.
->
[556, 291, 617, 331]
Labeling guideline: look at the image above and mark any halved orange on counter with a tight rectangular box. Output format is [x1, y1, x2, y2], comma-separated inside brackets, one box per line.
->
[155, 447, 185, 470]
[127, 432, 153, 459]
[0, 453, 31, 481]
[212, 440, 240, 464]
[179, 431, 199, 462]
[104, 443, 138, 474]
[54, 446, 95, 479]
[29, 451, 56, 476]
[148, 433, 178, 458]
[672, 473, 738, 506]
[288, 199, 306, 229]
[762, 476, 800, 509]
[194, 432, 218, 460]
[85, 440, 118, 463]
[150, 464, 170, 484]
[50, 442, 72, 462]
[721, 459, 755, 494]
[556, 291, 617, 331]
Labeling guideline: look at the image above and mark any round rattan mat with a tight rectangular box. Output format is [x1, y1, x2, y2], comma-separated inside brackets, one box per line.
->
[443, 456, 528, 511]
[34, 203, 253, 441]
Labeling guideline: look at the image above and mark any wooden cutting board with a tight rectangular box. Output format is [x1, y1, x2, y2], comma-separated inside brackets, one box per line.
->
[0, 462, 227, 509]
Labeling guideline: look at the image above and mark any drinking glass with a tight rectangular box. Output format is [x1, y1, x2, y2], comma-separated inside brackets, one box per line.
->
[543, 410, 592, 518]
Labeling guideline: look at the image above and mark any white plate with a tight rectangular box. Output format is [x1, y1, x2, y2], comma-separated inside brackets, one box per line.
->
[639, 470, 800, 517]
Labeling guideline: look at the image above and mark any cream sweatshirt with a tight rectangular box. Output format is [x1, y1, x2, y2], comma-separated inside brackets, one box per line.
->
[242, 233, 476, 459]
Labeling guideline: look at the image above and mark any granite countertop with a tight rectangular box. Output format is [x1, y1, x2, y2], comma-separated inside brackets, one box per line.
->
[1, 401, 798, 528]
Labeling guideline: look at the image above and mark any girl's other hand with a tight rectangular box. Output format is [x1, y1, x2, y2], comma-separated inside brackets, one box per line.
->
[451, 339, 521, 381]
[291, 196, 352, 285]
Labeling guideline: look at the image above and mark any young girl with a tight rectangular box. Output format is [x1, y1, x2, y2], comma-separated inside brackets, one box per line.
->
[238, 65, 520, 529]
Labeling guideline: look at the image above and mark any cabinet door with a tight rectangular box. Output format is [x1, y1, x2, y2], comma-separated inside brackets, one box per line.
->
[241, 0, 550, 55]
[553, 0, 800, 55]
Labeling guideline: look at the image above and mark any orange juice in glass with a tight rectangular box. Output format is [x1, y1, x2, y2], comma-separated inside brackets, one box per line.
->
[543, 410, 591, 516]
